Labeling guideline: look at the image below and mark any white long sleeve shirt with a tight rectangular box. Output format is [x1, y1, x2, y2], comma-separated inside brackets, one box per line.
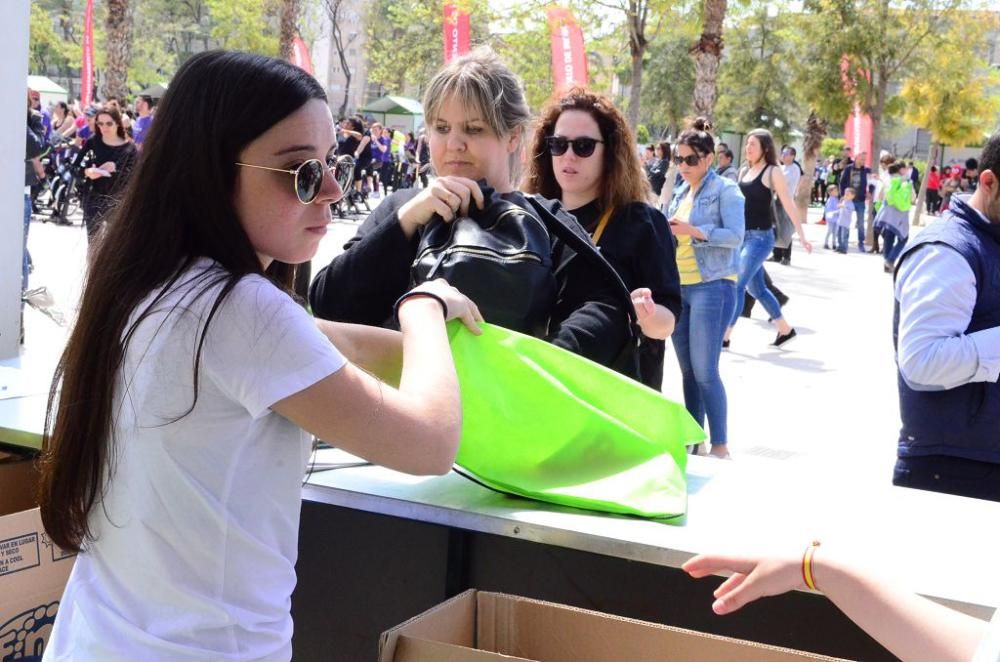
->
[894, 207, 1000, 391]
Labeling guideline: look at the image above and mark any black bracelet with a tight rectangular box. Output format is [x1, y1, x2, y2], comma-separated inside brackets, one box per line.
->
[393, 291, 448, 326]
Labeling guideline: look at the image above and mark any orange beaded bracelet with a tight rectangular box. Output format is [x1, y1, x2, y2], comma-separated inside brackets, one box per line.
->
[802, 540, 822, 591]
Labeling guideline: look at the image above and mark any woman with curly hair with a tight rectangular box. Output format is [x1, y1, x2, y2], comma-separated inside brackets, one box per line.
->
[524, 88, 681, 390]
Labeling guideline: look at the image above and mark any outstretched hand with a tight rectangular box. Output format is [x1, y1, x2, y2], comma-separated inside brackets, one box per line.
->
[682, 550, 805, 615]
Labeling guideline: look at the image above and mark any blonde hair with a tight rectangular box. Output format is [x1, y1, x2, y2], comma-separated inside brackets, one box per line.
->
[422, 47, 531, 185]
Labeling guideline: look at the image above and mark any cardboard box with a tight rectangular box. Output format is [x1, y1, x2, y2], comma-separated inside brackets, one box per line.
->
[379, 590, 851, 662]
[0, 454, 75, 660]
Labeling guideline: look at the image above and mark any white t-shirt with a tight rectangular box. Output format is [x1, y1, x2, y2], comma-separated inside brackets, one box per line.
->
[45, 258, 345, 661]
[782, 162, 802, 199]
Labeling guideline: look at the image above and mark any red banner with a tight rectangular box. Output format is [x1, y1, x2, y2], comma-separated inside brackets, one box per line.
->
[290, 34, 314, 75]
[843, 107, 873, 169]
[443, 4, 470, 64]
[547, 7, 588, 92]
[81, 0, 94, 108]
[840, 56, 872, 168]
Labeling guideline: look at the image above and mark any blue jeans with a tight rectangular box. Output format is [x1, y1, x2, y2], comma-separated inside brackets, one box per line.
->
[728, 229, 783, 328]
[672, 279, 735, 445]
[836, 226, 850, 253]
[853, 200, 866, 245]
[882, 229, 907, 265]
[22, 194, 31, 293]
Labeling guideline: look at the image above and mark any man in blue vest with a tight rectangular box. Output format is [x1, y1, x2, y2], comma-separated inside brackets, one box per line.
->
[891, 134, 1000, 500]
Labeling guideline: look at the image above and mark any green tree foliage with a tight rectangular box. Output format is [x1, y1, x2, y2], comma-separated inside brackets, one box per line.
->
[366, 0, 493, 100]
[639, 26, 697, 138]
[29, 2, 79, 73]
[31, 0, 283, 96]
[821, 138, 847, 158]
[901, 11, 1000, 222]
[715, 2, 799, 143]
[205, 0, 279, 55]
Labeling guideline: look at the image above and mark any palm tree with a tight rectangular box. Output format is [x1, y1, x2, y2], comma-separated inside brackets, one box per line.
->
[103, 0, 132, 101]
[279, 0, 300, 60]
[690, 0, 727, 122]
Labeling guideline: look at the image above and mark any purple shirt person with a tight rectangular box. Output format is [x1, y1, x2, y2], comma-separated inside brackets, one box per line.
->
[132, 95, 156, 147]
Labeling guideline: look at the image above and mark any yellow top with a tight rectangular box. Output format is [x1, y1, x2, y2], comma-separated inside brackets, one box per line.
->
[674, 191, 737, 286]
[673, 195, 702, 285]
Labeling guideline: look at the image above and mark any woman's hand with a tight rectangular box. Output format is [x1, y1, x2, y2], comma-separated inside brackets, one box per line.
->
[399, 278, 484, 335]
[682, 550, 805, 615]
[397, 177, 486, 239]
[669, 219, 706, 240]
[799, 235, 813, 253]
[631, 288, 656, 324]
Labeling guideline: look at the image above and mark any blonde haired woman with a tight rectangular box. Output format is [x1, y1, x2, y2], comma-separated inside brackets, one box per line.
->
[310, 48, 632, 370]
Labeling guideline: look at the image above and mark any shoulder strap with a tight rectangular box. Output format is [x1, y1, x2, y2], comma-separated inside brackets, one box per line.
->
[521, 194, 637, 329]
[591, 206, 615, 246]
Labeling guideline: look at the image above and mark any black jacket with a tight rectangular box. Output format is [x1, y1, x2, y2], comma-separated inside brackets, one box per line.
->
[25, 111, 46, 186]
[309, 188, 631, 369]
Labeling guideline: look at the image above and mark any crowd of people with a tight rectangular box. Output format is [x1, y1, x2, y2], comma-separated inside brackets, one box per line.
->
[20, 42, 1000, 661]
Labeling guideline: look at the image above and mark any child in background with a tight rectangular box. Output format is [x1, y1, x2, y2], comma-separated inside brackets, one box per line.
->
[823, 185, 840, 249]
[875, 163, 913, 272]
[836, 187, 856, 254]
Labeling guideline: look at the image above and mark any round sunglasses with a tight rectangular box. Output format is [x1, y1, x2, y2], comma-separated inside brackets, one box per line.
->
[235, 157, 348, 204]
[544, 135, 604, 158]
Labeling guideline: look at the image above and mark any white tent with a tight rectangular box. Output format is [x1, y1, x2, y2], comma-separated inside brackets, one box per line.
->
[359, 95, 424, 134]
[27, 75, 68, 108]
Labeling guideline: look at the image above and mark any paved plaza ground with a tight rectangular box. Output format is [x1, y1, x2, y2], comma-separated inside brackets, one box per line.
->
[21, 202, 935, 489]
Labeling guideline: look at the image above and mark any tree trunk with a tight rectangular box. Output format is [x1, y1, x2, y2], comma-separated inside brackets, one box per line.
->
[279, 0, 300, 60]
[864, 70, 890, 248]
[690, 0, 727, 122]
[103, 0, 132, 101]
[797, 110, 828, 223]
[625, 0, 647, 129]
[627, 49, 644, 129]
[912, 142, 938, 227]
[325, 0, 354, 118]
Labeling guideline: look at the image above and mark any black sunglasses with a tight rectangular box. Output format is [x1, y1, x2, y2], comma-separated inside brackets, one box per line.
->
[235, 157, 349, 204]
[672, 153, 705, 167]
[545, 136, 604, 158]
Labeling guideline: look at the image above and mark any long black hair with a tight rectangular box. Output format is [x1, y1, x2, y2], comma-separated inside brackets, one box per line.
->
[40, 51, 327, 552]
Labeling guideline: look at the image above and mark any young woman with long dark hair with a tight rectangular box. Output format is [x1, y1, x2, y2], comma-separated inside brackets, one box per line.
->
[523, 88, 681, 389]
[724, 128, 812, 348]
[73, 106, 137, 241]
[664, 118, 745, 458]
[39, 50, 481, 659]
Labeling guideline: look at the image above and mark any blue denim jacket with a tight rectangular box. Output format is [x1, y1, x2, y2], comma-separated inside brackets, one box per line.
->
[667, 169, 745, 281]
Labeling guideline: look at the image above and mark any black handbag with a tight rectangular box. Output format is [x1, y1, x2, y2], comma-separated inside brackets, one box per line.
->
[411, 198, 557, 337]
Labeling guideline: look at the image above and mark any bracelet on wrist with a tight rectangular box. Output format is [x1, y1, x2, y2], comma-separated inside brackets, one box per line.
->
[801, 540, 822, 591]
[393, 291, 448, 326]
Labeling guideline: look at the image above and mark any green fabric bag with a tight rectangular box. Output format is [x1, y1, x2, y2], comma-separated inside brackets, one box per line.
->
[447, 322, 705, 520]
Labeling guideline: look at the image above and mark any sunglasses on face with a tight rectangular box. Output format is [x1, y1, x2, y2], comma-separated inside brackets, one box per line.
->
[235, 157, 347, 204]
[97, 121, 115, 128]
[544, 135, 604, 158]
[672, 153, 704, 167]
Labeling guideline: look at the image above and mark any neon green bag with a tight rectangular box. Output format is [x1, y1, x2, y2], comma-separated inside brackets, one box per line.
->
[448, 322, 705, 520]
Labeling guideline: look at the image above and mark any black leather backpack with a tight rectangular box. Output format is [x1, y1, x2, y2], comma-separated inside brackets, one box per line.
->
[411, 197, 557, 337]
[410, 190, 641, 379]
